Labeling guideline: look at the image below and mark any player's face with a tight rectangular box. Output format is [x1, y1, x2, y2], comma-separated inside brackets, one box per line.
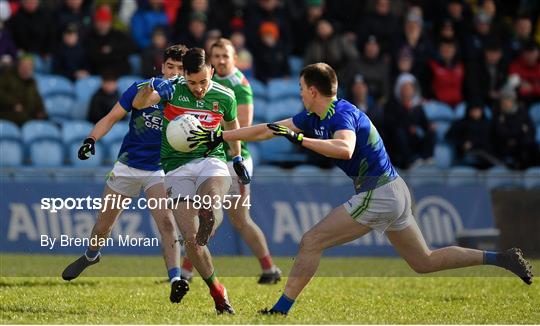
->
[161, 58, 183, 79]
[211, 45, 236, 77]
[186, 66, 213, 99]
[299, 77, 315, 110]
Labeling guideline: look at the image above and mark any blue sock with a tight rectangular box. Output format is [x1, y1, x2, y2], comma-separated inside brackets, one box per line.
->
[272, 294, 295, 314]
[85, 248, 100, 260]
[168, 267, 181, 282]
[483, 251, 503, 267]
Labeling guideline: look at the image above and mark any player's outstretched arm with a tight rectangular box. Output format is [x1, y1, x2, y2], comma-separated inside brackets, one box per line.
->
[222, 118, 242, 157]
[302, 130, 356, 160]
[223, 118, 298, 142]
[132, 77, 175, 109]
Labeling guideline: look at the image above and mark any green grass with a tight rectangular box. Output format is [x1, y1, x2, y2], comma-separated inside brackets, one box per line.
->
[1, 254, 539, 324]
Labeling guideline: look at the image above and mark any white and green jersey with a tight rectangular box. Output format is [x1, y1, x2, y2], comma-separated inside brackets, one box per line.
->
[212, 68, 253, 160]
[161, 77, 237, 173]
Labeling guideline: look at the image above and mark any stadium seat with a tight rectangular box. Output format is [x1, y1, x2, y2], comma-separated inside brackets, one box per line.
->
[484, 166, 522, 189]
[74, 76, 102, 119]
[44, 94, 75, 122]
[266, 97, 303, 121]
[433, 120, 451, 142]
[433, 143, 454, 169]
[446, 166, 480, 186]
[29, 139, 64, 167]
[61, 120, 94, 145]
[253, 98, 267, 121]
[0, 140, 24, 167]
[529, 102, 540, 124]
[128, 54, 142, 76]
[118, 75, 142, 93]
[259, 136, 306, 165]
[454, 102, 492, 120]
[68, 141, 104, 167]
[32, 54, 51, 74]
[22, 120, 61, 144]
[523, 167, 540, 189]
[0, 120, 21, 140]
[101, 121, 129, 145]
[288, 56, 304, 77]
[247, 143, 261, 167]
[250, 78, 267, 100]
[267, 79, 300, 101]
[35, 74, 74, 97]
[423, 101, 454, 121]
[407, 165, 445, 187]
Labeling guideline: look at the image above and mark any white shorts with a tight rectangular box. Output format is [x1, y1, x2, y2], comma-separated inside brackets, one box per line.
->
[343, 176, 414, 233]
[165, 157, 231, 198]
[106, 161, 164, 197]
[227, 156, 253, 196]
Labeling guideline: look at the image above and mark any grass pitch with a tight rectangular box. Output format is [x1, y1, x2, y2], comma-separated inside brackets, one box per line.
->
[1, 254, 539, 324]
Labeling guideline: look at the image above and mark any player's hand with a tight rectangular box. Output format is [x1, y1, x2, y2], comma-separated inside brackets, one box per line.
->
[187, 126, 223, 156]
[232, 156, 251, 185]
[150, 77, 174, 100]
[78, 137, 95, 160]
[267, 123, 303, 144]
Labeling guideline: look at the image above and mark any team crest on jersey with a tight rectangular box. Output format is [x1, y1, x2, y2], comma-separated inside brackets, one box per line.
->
[212, 102, 219, 112]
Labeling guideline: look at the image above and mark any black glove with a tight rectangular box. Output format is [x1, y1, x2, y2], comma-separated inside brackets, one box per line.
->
[187, 126, 223, 156]
[267, 123, 304, 144]
[78, 137, 95, 160]
[232, 156, 251, 185]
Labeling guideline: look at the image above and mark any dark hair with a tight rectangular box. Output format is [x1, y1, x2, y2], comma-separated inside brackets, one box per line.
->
[300, 63, 338, 97]
[163, 44, 188, 63]
[182, 47, 211, 74]
[439, 37, 457, 47]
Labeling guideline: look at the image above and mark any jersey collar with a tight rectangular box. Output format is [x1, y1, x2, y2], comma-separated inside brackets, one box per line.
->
[316, 97, 338, 120]
[213, 67, 238, 80]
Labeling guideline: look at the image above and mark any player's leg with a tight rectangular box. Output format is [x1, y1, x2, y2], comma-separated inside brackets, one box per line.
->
[144, 182, 189, 303]
[262, 205, 372, 315]
[62, 185, 124, 280]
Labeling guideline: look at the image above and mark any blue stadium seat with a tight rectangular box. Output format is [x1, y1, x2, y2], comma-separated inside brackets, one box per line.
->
[259, 136, 306, 164]
[29, 140, 64, 167]
[128, 54, 142, 76]
[407, 165, 446, 187]
[423, 101, 454, 121]
[44, 94, 75, 122]
[433, 120, 451, 142]
[267, 79, 300, 101]
[454, 102, 492, 120]
[250, 78, 267, 100]
[529, 102, 540, 124]
[22, 120, 61, 144]
[266, 97, 303, 121]
[523, 167, 540, 189]
[0, 140, 24, 166]
[288, 56, 304, 77]
[69, 141, 104, 167]
[434, 143, 454, 169]
[447, 166, 480, 186]
[101, 121, 129, 145]
[247, 143, 260, 167]
[74, 76, 102, 119]
[35, 74, 74, 97]
[118, 75, 142, 93]
[32, 54, 51, 74]
[253, 98, 267, 121]
[62, 120, 94, 145]
[0, 120, 21, 140]
[484, 166, 522, 189]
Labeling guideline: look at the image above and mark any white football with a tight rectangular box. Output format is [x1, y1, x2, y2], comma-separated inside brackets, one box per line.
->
[166, 114, 202, 152]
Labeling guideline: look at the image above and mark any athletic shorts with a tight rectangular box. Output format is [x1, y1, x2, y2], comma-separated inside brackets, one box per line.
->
[227, 156, 253, 196]
[165, 157, 231, 198]
[106, 161, 164, 197]
[343, 176, 414, 233]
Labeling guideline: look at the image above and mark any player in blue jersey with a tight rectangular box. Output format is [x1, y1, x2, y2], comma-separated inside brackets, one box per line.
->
[61, 45, 191, 304]
[188, 63, 534, 315]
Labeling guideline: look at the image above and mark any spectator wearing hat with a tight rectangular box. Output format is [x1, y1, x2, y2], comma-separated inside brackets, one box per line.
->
[252, 21, 290, 83]
[426, 37, 464, 107]
[0, 55, 47, 126]
[304, 19, 358, 84]
[465, 39, 507, 107]
[52, 24, 89, 81]
[85, 5, 135, 76]
[383, 73, 435, 169]
[130, 0, 169, 50]
[6, 0, 54, 56]
[176, 12, 207, 49]
[446, 100, 500, 169]
[492, 87, 538, 169]
[54, 0, 93, 41]
[464, 10, 497, 62]
[508, 40, 540, 105]
[141, 27, 168, 78]
[245, 0, 292, 55]
[87, 71, 120, 124]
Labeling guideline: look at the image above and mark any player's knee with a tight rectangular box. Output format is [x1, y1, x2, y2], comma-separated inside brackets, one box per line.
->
[228, 212, 251, 231]
[299, 231, 322, 252]
[156, 216, 175, 235]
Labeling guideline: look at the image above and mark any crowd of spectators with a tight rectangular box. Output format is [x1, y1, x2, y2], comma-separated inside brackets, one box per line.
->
[1, 0, 540, 169]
